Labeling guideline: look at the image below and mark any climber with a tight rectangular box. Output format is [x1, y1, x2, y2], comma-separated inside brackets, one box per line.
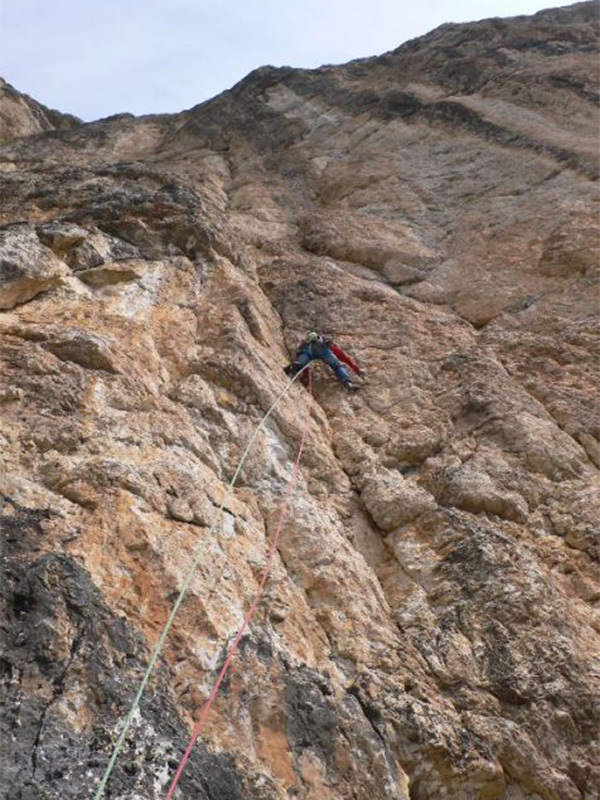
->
[284, 331, 365, 390]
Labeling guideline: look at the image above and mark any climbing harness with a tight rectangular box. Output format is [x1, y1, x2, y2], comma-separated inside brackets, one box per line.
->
[92, 365, 312, 800]
[164, 371, 313, 798]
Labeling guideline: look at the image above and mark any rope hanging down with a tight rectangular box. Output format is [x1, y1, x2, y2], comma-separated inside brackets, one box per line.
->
[164, 371, 313, 799]
[92, 366, 311, 800]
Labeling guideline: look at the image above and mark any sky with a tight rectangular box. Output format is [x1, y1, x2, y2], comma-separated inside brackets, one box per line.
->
[0, 0, 564, 121]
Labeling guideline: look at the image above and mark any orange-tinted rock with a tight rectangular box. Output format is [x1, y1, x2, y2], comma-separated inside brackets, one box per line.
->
[0, 4, 598, 800]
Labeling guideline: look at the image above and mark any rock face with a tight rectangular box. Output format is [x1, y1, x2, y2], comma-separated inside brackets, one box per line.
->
[0, 78, 80, 146]
[1, 4, 598, 800]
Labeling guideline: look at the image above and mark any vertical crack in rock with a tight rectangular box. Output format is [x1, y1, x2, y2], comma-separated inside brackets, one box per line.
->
[31, 625, 84, 776]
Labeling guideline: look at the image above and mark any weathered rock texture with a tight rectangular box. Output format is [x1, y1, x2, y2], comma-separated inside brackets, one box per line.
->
[0, 78, 80, 146]
[1, 4, 599, 800]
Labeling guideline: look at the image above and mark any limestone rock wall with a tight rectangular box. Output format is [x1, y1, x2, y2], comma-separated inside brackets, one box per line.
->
[0, 4, 598, 800]
[0, 78, 80, 146]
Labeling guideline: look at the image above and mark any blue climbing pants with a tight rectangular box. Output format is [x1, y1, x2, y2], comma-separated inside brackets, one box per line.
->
[294, 341, 351, 384]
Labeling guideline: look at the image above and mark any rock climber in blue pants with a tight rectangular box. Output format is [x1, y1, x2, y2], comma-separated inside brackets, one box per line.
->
[284, 331, 364, 390]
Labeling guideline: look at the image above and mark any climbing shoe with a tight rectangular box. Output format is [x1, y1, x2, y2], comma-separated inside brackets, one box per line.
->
[344, 381, 360, 391]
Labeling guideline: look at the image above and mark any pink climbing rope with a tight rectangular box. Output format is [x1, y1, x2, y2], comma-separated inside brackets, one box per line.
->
[164, 374, 313, 799]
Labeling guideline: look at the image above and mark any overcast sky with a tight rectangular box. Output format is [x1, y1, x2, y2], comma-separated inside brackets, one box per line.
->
[1, 0, 563, 121]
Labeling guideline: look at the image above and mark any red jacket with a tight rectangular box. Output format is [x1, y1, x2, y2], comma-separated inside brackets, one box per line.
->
[329, 341, 361, 374]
